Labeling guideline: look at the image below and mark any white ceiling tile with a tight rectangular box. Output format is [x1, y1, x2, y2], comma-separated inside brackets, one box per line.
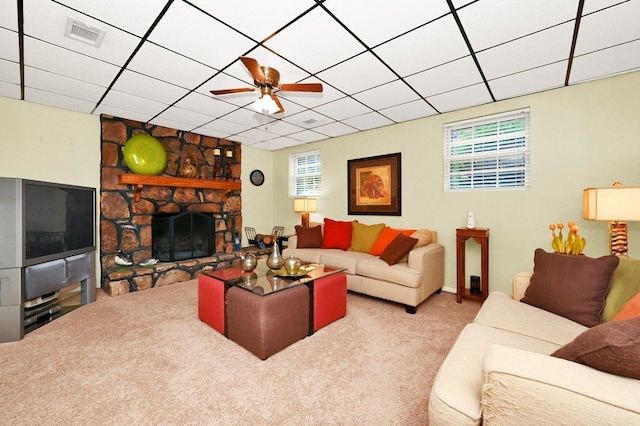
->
[175, 92, 238, 118]
[265, 8, 366, 73]
[0, 60, 20, 84]
[312, 121, 359, 138]
[126, 42, 215, 89]
[313, 97, 372, 121]
[373, 15, 469, 78]
[317, 52, 397, 95]
[222, 107, 275, 128]
[288, 129, 328, 143]
[55, 0, 169, 37]
[342, 112, 394, 131]
[476, 22, 574, 80]
[101, 90, 169, 119]
[262, 119, 305, 137]
[189, 0, 315, 42]
[23, 0, 141, 66]
[0, 80, 20, 98]
[570, 40, 640, 84]
[352, 79, 420, 111]
[25, 87, 96, 113]
[278, 84, 342, 108]
[380, 100, 438, 123]
[196, 119, 250, 137]
[326, 0, 451, 47]
[156, 106, 217, 128]
[575, 0, 640, 55]
[147, 117, 198, 134]
[489, 61, 567, 100]
[24, 66, 105, 102]
[459, 0, 578, 51]
[0, 0, 18, 30]
[112, 70, 190, 104]
[582, 0, 629, 15]
[405, 56, 482, 98]
[283, 110, 334, 129]
[0, 28, 19, 61]
[23, 38, 121, 86]
[148, 1, 255, 70]
[427, 83, 493, 113]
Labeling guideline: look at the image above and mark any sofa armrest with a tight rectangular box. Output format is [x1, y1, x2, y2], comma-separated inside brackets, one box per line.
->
[287, 235, 298, 249]
[512, 272, 533, 301]
[481, 344, 640, 425]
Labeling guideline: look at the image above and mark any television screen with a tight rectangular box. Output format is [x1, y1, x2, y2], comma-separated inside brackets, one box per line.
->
[23, 181, 95, 264]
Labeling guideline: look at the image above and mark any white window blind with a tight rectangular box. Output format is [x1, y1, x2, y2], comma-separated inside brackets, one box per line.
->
[444, 108, 530, 192]
[289, 149, 321, 197]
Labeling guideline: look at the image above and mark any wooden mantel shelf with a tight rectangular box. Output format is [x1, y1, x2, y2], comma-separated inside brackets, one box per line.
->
[118, 173, 241, 202]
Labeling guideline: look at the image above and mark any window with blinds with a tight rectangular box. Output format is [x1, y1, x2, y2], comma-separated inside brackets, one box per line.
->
[444, 108, 530, 192]
[289, 149, 321, 197]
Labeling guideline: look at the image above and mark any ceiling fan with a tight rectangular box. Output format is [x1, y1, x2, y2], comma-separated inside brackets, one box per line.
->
[210, 56, 323, 114]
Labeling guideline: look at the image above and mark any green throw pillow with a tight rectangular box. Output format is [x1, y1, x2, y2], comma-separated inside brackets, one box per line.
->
[349, 222, 385, 253]
[602, 256, 640, 322]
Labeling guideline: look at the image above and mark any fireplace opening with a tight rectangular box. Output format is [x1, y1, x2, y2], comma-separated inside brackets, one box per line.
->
[152, 212, 214, 262]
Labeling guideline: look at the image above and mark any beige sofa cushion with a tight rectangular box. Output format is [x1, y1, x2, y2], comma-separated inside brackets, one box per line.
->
[474, 292, 587, 346]
[356, 257, 423, 288]
[429, 321, 561, 426]
[317, 250, 372, 275]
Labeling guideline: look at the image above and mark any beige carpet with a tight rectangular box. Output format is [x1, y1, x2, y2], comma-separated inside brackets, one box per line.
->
[0, 280, 479, 425]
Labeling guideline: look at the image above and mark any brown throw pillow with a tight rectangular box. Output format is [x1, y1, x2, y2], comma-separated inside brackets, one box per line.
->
[521, 249, 619, 327]
[380, 233, 418, 266]
[551, 317, 640, 380]
[295, 225, 323, 248]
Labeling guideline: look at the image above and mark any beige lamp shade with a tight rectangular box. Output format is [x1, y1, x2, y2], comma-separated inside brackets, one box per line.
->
[293, 198, 318, 213]
[583, 187, 640, 222]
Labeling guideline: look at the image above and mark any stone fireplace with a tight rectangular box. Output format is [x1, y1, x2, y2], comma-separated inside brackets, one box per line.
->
[99, 115, 248, 295]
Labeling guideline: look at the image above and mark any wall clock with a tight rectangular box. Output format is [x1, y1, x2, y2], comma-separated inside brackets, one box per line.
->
[250, 169, 265, 186]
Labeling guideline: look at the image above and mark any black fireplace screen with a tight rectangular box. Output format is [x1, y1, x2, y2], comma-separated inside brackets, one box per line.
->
[152, 212, 214, 262]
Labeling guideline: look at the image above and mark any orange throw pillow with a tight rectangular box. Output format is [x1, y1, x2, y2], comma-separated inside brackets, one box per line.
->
[369, 227, 416, 256]
[613, 292, 640, 321]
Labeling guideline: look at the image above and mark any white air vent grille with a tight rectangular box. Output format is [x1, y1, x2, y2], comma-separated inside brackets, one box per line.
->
[64, 17, 106, 48]
[303, 118, 318, 125]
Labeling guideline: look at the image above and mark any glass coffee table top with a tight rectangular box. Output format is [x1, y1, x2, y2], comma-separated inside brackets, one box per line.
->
[206, 263, 344, 296]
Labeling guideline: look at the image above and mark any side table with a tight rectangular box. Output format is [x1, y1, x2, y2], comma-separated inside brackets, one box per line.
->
[456, 228, 490, 303]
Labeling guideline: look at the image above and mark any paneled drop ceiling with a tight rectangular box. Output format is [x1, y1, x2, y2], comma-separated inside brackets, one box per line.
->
[1, 0, 639, 150]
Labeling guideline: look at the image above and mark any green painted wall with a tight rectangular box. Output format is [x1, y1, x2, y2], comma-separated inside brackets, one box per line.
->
[3, 69, 640, 295]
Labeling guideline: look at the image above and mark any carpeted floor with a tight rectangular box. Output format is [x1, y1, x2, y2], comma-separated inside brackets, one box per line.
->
[0, 280, 479, 425]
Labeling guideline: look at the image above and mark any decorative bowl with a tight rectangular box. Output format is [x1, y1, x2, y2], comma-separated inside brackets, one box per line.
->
[123, 134, 167, 175]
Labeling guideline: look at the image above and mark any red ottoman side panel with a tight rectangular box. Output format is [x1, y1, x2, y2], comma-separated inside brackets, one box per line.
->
[198, 275, 225, 334]
[314, 273, 347, 332]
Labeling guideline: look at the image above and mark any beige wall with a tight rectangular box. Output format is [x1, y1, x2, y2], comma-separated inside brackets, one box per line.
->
[2, 69, 639, 294]
[270, 70, 640, 293]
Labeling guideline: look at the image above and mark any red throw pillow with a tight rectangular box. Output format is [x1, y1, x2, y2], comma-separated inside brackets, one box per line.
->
[294, 225, 323, 248]
[369, 227, 416, 256]
[321, 218, 353, 250]
[380, 233, 418, 266]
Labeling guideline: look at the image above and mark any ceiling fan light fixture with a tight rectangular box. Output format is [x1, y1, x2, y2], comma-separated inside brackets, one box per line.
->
[251, 90, 280, 114]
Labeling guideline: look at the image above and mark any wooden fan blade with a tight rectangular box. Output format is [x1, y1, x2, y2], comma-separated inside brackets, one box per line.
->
[271, 94, 284, 114]
[210, 87, 255, 95]
[240, 56, 266, 83]
[279, 83, 323, 92]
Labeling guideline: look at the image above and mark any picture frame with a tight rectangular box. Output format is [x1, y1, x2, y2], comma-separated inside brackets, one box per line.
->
[348, 152, 401, 216]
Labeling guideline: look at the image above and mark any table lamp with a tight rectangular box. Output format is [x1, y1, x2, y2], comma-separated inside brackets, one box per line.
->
[583, 182, 640, 256]
[294, 198, 318, 227]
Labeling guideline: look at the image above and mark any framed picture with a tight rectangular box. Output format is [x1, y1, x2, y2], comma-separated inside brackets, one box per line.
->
[348, 152, 401, 216]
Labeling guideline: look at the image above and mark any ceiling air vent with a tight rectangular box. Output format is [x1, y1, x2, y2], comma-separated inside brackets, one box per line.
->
[303, 118, 318, 125]
[64, 17, 106, 48]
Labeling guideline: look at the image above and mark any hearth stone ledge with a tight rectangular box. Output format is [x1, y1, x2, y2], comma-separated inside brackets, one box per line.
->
[102, 246, 270, 296]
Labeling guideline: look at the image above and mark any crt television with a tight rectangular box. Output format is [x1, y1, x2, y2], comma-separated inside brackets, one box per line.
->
[0, 178, 96, 268]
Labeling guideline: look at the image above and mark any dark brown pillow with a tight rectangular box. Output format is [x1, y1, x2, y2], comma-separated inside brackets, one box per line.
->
[521, 249, 619, 327]
[551, 317, 640, 380]
[295, 225, 323, 248]
[380, 233, 418, 266]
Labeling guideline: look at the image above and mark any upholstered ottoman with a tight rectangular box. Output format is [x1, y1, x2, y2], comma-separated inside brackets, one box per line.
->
[226, 285, 310, 360]
[312, 273, 347, 332]
[198, 275, 225, 334]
